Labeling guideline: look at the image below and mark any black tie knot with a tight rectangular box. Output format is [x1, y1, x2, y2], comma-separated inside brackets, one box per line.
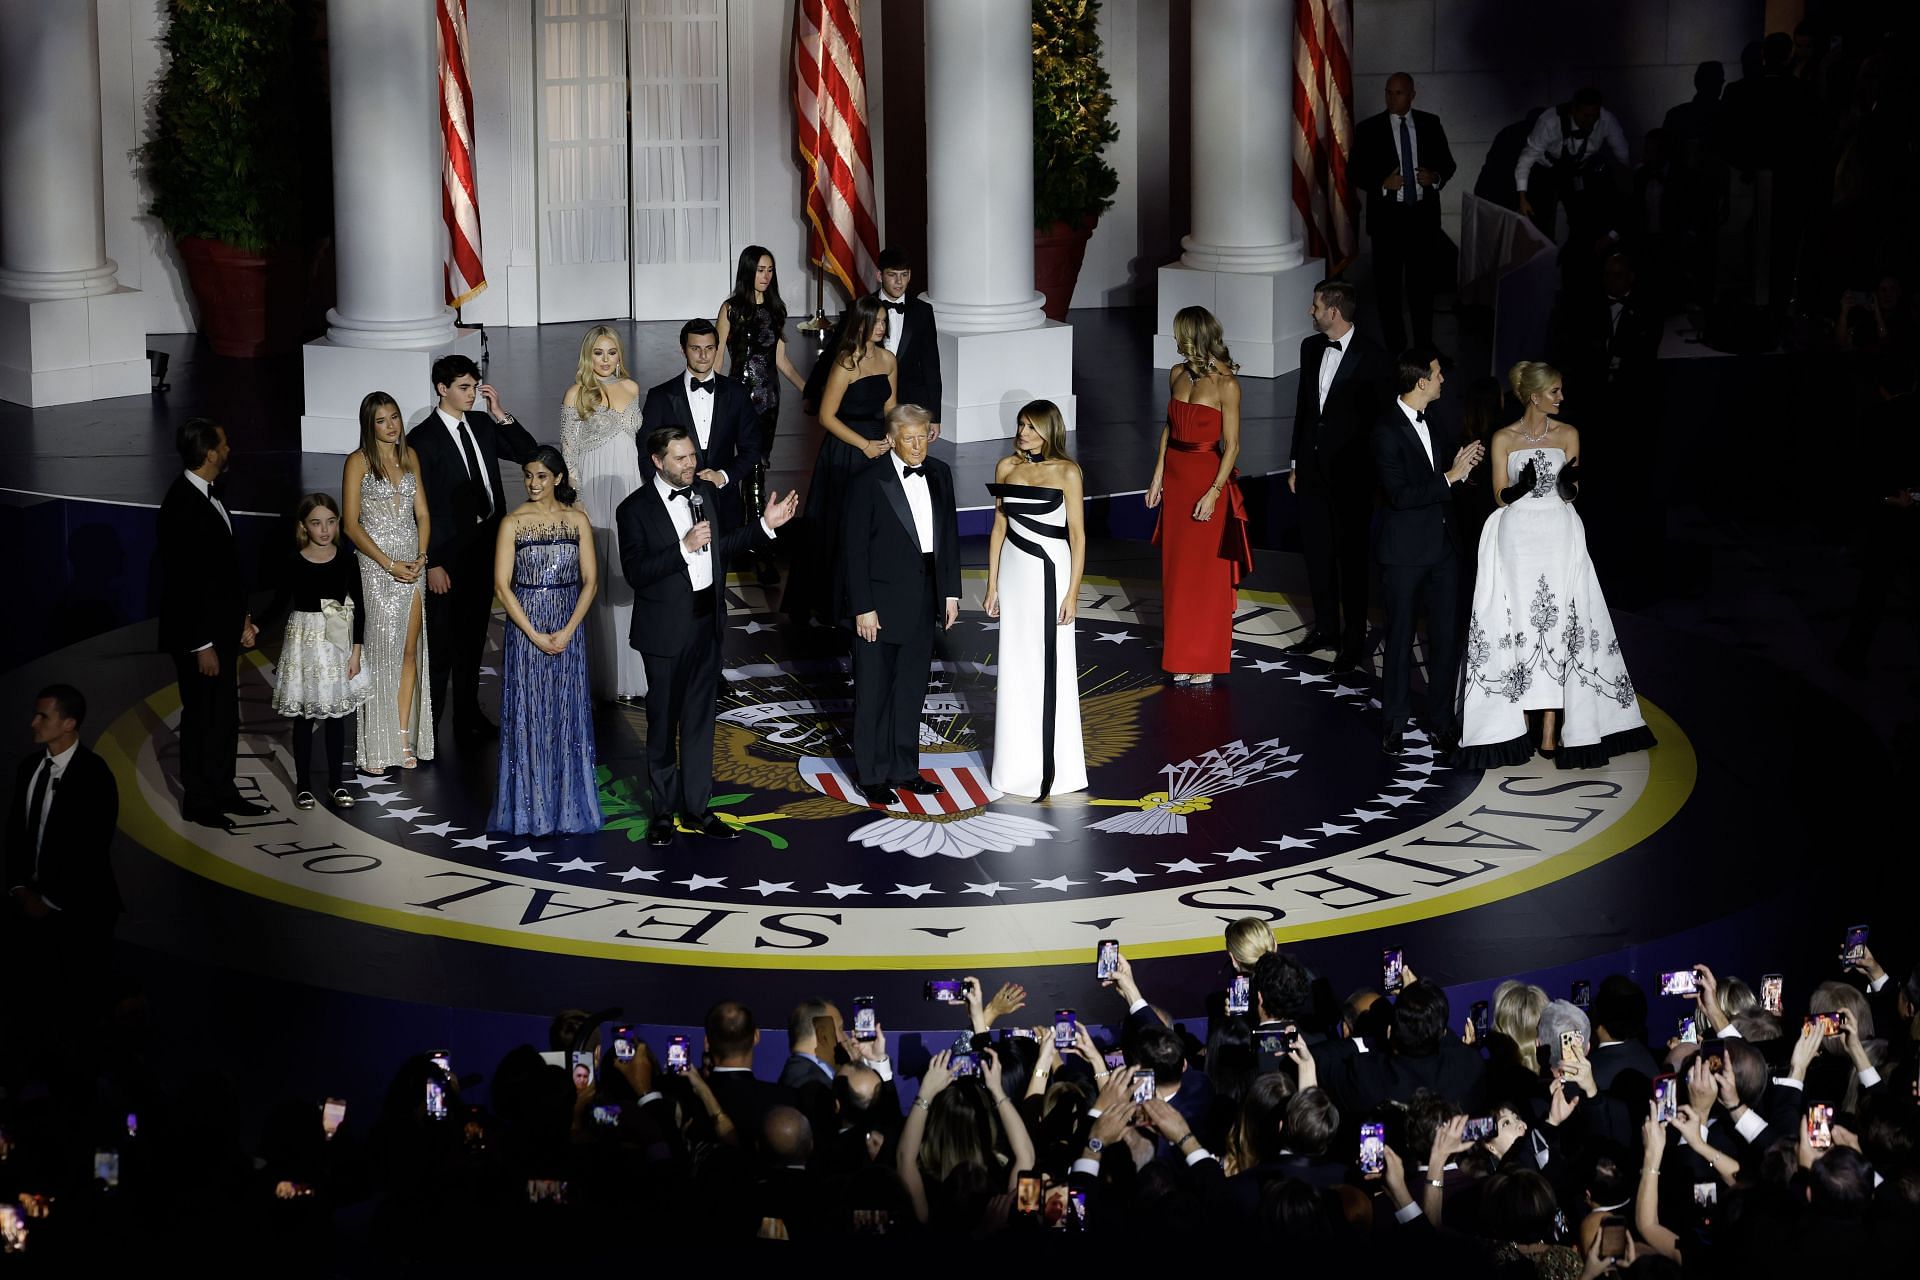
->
[668, 487, 692, 501]
[880, 298, 906, 314]
[1327, 339, 1343, 352]
[689, 377, 715, 395]
[1414, 410, 1426, 423]
[901, 465, 927, 479]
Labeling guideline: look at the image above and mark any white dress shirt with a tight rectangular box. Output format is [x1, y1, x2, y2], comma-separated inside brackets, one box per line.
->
[892, 452, 935, 552]
[654, 473, 779, 593]
[436, 408, 492, 519]
[1514, 106, 1631, 190]
[184, 469, 231, 533]
[876, 291, 908, 355]
[683, 367, 718, 450]
[1317, 325, 1354, 411]
[1386, 112, 1423, 203]
[1397, 397, 1435, 469]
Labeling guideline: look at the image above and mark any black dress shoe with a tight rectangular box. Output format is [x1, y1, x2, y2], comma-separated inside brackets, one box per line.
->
[1424, 724, 1460, 754]
[691, 813, 738, 840]
[185, 807, 232, 829]
[646, 816, 677, 848]
[855, 782, 898, 806]
[219, 798, 271, 817]
[1381, 728, 1406, 757]
[1331, 649, 1366, 674]
[1284, 631, 1335, 656]
[892, 776, 944, 796]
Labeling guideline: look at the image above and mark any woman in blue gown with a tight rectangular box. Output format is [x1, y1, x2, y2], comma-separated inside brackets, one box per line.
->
[488, 446, 603, 835]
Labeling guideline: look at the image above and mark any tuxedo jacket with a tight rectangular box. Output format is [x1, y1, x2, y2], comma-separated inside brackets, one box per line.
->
[1371, 405, 1463, 567]
[804, 294, 944, 422]
[615, 476, 765, 657]
[155, 474, 247, 656]
[1352, 109, 1459, 234]
[639, 372, 760, 520]
[838, 458, 962, 638]
[1291, 331, 1391, 493]
[5, 745, 122, 921]
[1335, 1040, 1488, 1115]
[406, 410, 539, 570]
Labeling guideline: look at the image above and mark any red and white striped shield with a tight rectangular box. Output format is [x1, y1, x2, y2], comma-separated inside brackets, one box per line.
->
[800, 751, 999, 816]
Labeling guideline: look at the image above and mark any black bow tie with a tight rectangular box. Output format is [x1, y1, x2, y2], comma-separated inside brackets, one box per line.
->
[1326, 338, 1343, 352]
[1414, 410, 1426, 424]
[689, 377, 715, 395]
[668, 486, 692, 501]
[879, 298, 906, 314]
[901, 465, 927, 478]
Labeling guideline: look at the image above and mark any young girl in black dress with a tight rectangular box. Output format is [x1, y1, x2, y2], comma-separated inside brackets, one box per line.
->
[265, 494, 370, 809]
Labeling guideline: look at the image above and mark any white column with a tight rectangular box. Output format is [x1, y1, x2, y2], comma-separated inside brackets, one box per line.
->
[301, 0, 477, 451]
[1153, 0, 1320, 378]
[0, 0, 146, 405]
[921, 0, 1075, 442]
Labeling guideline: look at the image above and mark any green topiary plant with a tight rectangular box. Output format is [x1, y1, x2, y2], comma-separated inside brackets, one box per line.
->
[142, 0, 327, 251]
[1032, 0, 1120, 230]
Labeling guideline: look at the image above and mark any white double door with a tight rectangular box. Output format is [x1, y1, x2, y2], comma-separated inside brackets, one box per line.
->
[534, 0, 730, 322]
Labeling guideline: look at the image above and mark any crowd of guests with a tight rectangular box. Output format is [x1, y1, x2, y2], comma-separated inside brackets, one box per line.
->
[0, 919, 1911, 1262]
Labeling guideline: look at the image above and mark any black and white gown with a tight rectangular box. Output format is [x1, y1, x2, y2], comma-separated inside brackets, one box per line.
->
[1456, 447, 1656, 769]
[986, 482, 1086, 798]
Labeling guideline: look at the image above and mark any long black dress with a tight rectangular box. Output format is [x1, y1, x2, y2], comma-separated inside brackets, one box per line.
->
[787, 372, 891, 623]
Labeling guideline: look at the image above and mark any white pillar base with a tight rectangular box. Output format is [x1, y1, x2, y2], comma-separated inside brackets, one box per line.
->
[301, 329, 483, 453]
[937, 321, 1077, 445]
[1152, 259, 1323, 379]
[0, 285, 148, 407]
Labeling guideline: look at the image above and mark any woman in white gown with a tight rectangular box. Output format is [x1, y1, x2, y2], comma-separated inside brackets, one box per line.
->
[985, 400, 1088, 798]
[559, 325, 648, 703]
[1456, 361, 1655, 770]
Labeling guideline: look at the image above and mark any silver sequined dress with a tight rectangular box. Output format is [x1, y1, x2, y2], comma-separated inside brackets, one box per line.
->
[561, 398, 648, 700]
[355, 467, 436, 770]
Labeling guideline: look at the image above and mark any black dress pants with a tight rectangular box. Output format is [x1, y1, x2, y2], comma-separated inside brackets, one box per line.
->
[1295, 470, 1373, 653]
[640, 592, 721, 818]
[171, 644, 239, 813]
[1380, 554, 1461, 733]
[425, 533, 497, 732]
[851, 579, 935, 786]
[1371, 208, 1435, 354]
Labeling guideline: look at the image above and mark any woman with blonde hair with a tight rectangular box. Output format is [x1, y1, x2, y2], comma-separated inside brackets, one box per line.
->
[1225, 917, 1277, 972]
[1456, 360, 1653, 768]
[1147, 306, 1252, 684]
[558, 325, 646, 704]
[985, 399, 1087, 798]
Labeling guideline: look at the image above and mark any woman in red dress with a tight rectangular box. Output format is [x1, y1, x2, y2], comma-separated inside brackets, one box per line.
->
[1147, 306, 1253, 684]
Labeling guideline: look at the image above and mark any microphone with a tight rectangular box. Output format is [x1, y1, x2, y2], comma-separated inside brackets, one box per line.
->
[686, 489, 708, 553]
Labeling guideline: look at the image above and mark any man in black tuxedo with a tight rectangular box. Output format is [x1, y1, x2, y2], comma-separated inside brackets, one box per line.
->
[617, 426, 799, 847]
[6, 686, 122, 1030]
[803, 247, 944, 437]
[1352, 73, 1457, 354]
[1371, 347, 1483, 756]
[703, 999, 798, 1150]
[1288, 280, 1389, 671]
[1333, 981, 1488, 1115]
[640, 319, 761, 529]
[839, 405, 961, 806]
[157, 418, 264, 825]
[407, 354, 538, 740]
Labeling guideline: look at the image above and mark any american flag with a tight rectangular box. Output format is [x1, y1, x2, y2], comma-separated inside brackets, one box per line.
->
[793, 0, 879, 300]
[1292, 0, 1357, 270]
[437, 0, 486, 307]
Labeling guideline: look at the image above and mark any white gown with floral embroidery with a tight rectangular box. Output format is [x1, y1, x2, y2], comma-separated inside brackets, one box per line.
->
[1456, 447, 1655, 769]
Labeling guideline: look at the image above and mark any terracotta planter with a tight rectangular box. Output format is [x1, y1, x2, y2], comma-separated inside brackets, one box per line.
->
[175, 236, 307, 358]
[1033, 218, 1097, 321]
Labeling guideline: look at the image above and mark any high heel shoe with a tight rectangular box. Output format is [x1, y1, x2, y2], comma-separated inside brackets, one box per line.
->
[400, 728, 418, 770]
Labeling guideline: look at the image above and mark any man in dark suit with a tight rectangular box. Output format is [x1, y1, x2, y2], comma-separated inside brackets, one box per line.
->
[840, 405, 961, 806]
[702, 999, 798, 1151]
[1588, 975, 1661, 1095]
[1371, 346, 1484, 756]
[6, 686, 121, 1031]
[407, 354, 537, 740]
[640, 319, 761, 529]
[157, 418, 263, 825]
[803, 247, 943, 436]
[1288, 279, 1389, 670]
[618, 426, 798, 848]
[1335, 981, 1488, 1115]
[1352, 73, 1457, 354]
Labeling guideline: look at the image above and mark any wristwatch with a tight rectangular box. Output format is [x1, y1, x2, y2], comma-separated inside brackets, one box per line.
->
[1085, 1136, 1105, 1154]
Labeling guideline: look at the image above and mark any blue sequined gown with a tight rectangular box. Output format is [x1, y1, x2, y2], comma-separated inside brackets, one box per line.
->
[488, 526, 603, 835]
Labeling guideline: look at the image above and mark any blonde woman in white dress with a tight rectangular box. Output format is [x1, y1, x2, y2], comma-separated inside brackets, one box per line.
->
[559, 325, 648, 704]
